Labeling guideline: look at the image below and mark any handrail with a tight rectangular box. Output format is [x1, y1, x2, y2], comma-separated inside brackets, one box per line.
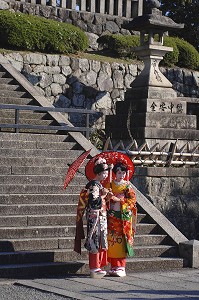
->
[0, 104, 95, 139]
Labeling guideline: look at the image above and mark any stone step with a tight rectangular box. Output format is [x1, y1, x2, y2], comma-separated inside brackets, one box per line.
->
[0, 132, 72, 143]
[133, 245, 179, 258]
[0, 204, 77, 216]
[0, 156, 87, 167]
[0, 148, 84, 159]
[0, 77, 14, 84]
[134, 234, 168, 246]
[0, 225, 76, 239]
[0, 212, 76, 227]
[0, 97, 35, 105]
[76, 257, 185, 274]
[0, 118, 56, 127]
[0, 261, 83, 279]
[0, 90, 28, 97]
[0, 83, 21, 91]
[0, 194, 79, 204]
[0, 70, 10, 77]
[125, 257, 185, 272]
[0, 184, 84, 194]
[0, 139, 77, 151]
[0, 237, 80, 253]
[47, 245, 179, 262]
[0, 251, 56, 264]
[0, 96, 32, 105]
[0, 237, 76, 251]
[4, 165, 81, 175]
[0, 234, 167, 251]
[0, 244, 177, 267]
[52, 245, 179, 262]
[0, 214, 150, 233]
[0, 127, 61, 134]
[0, 166, 11, 175]
[0, 109, 50, 120]
[0, 174, 86, 185]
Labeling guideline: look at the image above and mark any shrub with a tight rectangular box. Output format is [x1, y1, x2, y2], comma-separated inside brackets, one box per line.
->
[97, 34, 140, 59]
[174, 37, 199, 70]
[162, 36, 179, 67]
[0, 10, 88, 54]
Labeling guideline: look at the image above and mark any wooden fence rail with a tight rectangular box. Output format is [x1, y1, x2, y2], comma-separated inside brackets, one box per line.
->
[12, 0, 143, 18]
[103, 138, 199, 167]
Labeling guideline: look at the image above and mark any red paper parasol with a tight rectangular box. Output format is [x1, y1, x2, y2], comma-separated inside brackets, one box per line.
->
[63, 149, 91, 189]
[85, 151, 134, 183]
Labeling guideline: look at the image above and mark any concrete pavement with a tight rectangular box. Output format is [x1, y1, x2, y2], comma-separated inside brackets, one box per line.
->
[10, 268, 199, 300]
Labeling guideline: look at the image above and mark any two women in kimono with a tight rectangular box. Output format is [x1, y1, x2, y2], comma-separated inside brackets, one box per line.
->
[74, 156, 137, 279]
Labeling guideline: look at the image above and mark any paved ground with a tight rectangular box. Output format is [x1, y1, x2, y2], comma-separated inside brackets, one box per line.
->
[0, 269, 199, 300]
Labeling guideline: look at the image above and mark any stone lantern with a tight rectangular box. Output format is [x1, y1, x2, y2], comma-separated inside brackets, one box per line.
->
[125, 0, 184, 99]
[105, 0, 199, 147]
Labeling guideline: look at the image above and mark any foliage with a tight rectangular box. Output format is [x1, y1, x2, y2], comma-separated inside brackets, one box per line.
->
[97, 34, 140, 59]
[0, 10, 88, 54]
[98, 33, 199, 70]
[174, 37, 199, 69]
[161, 36, 179, 67]
[160, 0, 199, 51]
[89, 129, 107, 150]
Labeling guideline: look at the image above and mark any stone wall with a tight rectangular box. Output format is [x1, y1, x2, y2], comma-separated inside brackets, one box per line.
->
[133, 167, 199, 240]
[3, 52, 199, 129]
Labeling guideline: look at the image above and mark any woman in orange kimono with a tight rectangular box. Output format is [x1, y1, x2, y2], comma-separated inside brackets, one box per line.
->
[105, 162, 137, 277]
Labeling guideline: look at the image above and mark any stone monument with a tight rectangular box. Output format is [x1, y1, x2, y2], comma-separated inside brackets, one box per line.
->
[105, 0, 199, 148]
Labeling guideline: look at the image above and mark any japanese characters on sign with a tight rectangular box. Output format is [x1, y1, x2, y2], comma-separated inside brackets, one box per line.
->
[150, 101, 184, 113]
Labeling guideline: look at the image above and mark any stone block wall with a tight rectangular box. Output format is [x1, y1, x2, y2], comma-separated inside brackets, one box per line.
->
[3, 52, 199, 129]
[133, 167, 199, 240]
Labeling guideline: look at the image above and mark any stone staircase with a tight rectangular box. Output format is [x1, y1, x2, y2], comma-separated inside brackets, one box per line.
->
[0, 58, 188, 278]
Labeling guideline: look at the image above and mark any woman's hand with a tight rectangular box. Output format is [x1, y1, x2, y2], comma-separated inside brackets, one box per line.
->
[111, 196, 121, 202]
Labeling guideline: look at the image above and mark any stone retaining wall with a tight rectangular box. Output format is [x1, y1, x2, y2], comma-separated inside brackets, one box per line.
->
[3, 52, 199, 129]
[133, 167, 199, 240]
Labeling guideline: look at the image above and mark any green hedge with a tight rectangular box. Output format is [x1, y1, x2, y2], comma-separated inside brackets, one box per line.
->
[162, 36, 179, 67]
[174, 37, 199, 70]
[98, 33, 199, 70]
[97, 34, 140, 59]
[0, 10, 88, 54]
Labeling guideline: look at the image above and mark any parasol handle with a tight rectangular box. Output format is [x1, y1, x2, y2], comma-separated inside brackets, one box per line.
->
[126, 170, 129, 181]
[109, 164, 113, 184]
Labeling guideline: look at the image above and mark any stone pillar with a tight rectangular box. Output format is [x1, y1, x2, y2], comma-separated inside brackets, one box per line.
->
[137, 0, 143, 16]
[118, 0, 123, 16]
[80, 0, 86, 11]
[179, 240, 199, 268]
[100, 0, 105, 14]
[126, 0, 132, 18]
[90, 0, 95, 12]
[108, 0, 114, 15]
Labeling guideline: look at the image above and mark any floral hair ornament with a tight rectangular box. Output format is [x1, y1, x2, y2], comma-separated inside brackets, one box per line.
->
[85, 151, 134, 183]
[93, 157, 109, 175]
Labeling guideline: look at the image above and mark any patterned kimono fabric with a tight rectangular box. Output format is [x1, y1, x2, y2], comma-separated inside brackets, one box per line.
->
[105, 180, 137, 268]
[84, 180, 108, 270]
